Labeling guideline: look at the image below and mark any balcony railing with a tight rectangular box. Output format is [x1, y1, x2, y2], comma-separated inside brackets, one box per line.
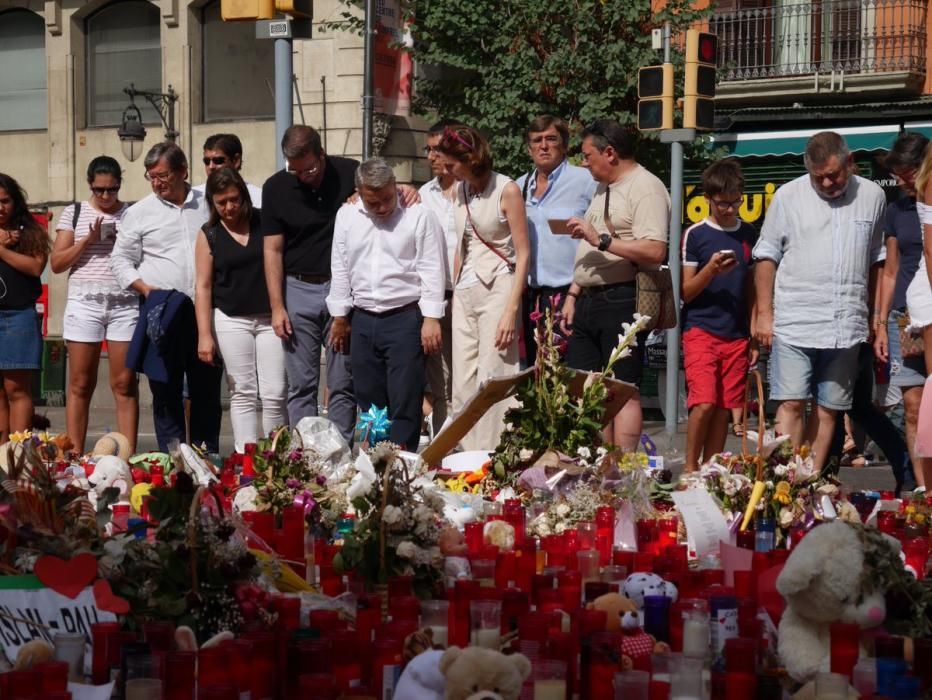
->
[708, 0, 927, 81]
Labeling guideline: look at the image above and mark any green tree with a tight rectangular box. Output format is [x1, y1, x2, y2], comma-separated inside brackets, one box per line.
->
[326, 0, 714, 177]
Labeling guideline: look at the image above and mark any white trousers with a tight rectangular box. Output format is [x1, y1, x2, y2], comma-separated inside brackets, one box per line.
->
[213, 308, 288, 452]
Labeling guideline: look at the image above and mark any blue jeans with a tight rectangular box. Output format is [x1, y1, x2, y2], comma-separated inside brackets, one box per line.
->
[283, 277, 355, 443]
[350, 306, 425, 450]
[769, 338, 860, 410]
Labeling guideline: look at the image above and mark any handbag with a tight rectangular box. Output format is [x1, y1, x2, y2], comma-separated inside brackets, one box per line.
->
[896, 310, 925, 358]
[602, 188, 677, 332]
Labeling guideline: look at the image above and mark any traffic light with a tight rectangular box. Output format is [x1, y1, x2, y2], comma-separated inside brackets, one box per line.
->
[684, 29, 717, 130]
[220, 0, 311, 20]
[637, 63, 674, 131]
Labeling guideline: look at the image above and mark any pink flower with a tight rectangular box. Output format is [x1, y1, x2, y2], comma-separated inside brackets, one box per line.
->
[530, 310, 544, 323]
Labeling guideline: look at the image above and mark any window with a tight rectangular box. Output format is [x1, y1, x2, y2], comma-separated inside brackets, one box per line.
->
[0, 10, 47, 131]
[202, 1, 275, 121]
[87, 1, 161, 127]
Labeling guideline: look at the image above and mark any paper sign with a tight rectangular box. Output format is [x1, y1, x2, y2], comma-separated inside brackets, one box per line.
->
[421, 368, 638, 466]
[69, 681, 115, 700]
[671, 490, 731, 559]
[719, 540, 754, 586]
[0, 580, 116, 666]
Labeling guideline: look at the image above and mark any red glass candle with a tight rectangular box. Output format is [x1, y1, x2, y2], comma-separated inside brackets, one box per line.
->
[465, 522, 484, 557]
[736, 529, 755, 550]
[36, 660, 68, 693]
[636, 518, 657, 552]
[281, 505, 306, 575]
[649, 680, 671, 700]
[299, 673, 338, 700]
[503, 499, 526, 546]
[200, 684, 238, 700]
[658, 516, 678, 545]
[532, 573, 556, 607]
[703, 569, 725, 587]
[388, 575, 413, 605]
[142, 621, 175, 652]
[596, 506, 615, 566]
[518, 611, 555, 642]
[724, 637, 757, 674]
[163, 651, 196, 700]
[585, 631, 622, 699]
[733, 571, 755, 599]
[564, 530, 580, 560]
[372, 638, 403, 700]
[357, 593, 382, 644]
[501, 589, 529, 635]
[198, 646, 230, 688]
[223, 638, 252, 698]
[390, 596, 421, 623]
[904, 536, 929, 579]
[330, 629, 363, 691]
[243, 510, 274, 546]
[451, 579, 479, 648]
[666, 544, 689, 572]
[558, 570, 582, 610]
[496, 550, 517, 589]
[830, 622, 860, 678]
[876, 510, 897, 535]
[6, 669, 41, 698]
[273, 594, 302, 632]
[724, 672, 756, 700]
[90, 622, 121, 685]
[613, 548, 635, 570]
[242, 631, 276, 700]
[633, 552, 654, 573]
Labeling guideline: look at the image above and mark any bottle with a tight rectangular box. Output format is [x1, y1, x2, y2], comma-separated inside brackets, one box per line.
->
[754, 516, 775, 553]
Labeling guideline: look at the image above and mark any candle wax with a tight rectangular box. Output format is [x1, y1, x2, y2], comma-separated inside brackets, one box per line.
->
[471, 628, 501, 649]
[682, 618, 710, 658]
[429, 625, 449, 647]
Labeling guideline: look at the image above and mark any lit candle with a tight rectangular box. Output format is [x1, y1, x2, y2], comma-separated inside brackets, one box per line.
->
[682, 616, 710, 659]
[470, 628, 500, 649]
[428, 625, 449, 647]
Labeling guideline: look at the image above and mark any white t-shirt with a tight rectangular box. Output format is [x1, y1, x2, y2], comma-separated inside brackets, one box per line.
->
[58, 201, 129, 295]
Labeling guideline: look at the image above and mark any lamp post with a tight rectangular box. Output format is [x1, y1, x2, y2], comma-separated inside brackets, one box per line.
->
[117, 84, 179, 162]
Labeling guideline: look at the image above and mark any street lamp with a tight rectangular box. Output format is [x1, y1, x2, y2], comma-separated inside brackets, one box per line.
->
[117, 84, 179, 162]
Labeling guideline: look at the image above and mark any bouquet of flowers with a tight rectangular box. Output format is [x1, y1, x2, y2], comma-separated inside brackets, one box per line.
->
[334, 443, 446, 596]
[491, 302, 649, 484]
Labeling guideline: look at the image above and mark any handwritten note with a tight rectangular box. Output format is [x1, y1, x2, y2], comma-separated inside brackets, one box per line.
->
[671, 490, 730, 559]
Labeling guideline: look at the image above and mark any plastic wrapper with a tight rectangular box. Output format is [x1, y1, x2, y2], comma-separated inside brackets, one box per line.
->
[294, 417, 352, 480]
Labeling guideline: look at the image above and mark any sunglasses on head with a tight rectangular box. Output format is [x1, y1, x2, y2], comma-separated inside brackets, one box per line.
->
[91, 186, 120, 195]
[203, 156, 229, 166]
[443, 127, 474, 152]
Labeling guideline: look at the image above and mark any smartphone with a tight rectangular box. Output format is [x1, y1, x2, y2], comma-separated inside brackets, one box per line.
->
[100, 222, 116, 240]
[719, 249, 737, 260]
[548, 218, 571, 235]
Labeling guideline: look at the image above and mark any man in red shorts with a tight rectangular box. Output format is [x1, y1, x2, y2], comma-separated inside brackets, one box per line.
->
[681, 159, 759, 471]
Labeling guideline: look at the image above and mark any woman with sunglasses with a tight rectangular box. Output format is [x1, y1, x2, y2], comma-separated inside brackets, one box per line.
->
[436, 125, 530, 451]
[0, 174, 50, 442]
[195, 167, 287, 452]
[51, 156, 138, 454]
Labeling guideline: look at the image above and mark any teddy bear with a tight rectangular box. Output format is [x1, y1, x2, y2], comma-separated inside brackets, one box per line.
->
[394, 645, 531, 700]
[587, 592, 670, 671]
[776, 521, 890, 683]
[622, 571, 678, 610]
[87, 455, 134, 506]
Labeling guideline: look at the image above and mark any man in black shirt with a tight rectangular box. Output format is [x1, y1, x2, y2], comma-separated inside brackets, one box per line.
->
[262, 126, 358, 441]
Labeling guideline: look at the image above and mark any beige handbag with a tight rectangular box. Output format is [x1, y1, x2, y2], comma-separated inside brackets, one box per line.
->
[602, 189, 677, 332]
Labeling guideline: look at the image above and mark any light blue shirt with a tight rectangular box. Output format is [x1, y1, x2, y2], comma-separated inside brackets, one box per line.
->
[752, 173, 886, 349]
[516, 160, 596, 288]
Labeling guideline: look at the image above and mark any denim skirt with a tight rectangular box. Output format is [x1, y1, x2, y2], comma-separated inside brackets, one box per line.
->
[0, 308, 42, 369]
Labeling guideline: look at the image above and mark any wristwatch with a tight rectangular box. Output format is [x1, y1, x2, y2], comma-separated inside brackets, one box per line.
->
[597, 233, 612, 252]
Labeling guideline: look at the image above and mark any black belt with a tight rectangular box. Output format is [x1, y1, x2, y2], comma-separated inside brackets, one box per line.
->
[353, 301, 419, 318]
[579, 280, 635, 296]
[289, 273, 330, 284]
[528, 285, 570, 296]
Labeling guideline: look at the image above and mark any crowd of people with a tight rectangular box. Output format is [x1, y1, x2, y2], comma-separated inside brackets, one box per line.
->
[0, 118, 928, 493]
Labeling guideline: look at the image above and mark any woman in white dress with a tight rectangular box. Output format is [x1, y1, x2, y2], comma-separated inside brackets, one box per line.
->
[907, 152, 932, 478]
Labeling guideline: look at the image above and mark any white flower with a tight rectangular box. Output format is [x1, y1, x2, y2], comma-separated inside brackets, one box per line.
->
[535, 522, 551, 537]
[396, 541, 418, 559]
[773, 463, 788, 477]
[382, 505, 404, 526]
[577, 446, 592, 460]
[519, 448, 534, 461]
[556, 503, 571, 517]
[346, 452, 377, 500]
[723, 478, 738, 497]
[779, 507, 795, 528]
[555, 522, 567, 535]
[596, 447, 608, 459]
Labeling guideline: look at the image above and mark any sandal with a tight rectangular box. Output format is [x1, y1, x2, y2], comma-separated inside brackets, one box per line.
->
[732, 423, 745, 438]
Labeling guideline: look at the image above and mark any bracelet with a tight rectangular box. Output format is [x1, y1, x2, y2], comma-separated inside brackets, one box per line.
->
[567, 291, 579, 299]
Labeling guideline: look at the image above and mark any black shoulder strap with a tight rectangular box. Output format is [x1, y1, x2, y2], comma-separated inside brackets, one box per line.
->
[72, 202, 80, 230]
[521, 171, 533, 202]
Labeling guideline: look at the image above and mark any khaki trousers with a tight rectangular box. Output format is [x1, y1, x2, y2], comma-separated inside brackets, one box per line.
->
[425, 306, 454, 435]
[451, 274, 520, 451]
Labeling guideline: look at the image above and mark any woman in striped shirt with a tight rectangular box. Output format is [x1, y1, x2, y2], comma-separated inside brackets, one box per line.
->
[51, 156, 139, 454]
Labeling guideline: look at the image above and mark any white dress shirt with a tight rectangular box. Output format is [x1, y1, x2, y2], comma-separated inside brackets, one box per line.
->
[753, 174, 886, 348]
[418, 177, 456, 290]
[193, 181, 263, 209]
[326, 198, 447, 319]
[110, 188, 211, 300]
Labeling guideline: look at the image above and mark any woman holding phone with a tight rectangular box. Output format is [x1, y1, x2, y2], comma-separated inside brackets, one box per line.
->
[51, 156, 138, 454]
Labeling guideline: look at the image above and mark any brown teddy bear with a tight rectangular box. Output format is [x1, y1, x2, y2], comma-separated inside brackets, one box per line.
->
[587, 592, 670, 671]
[439, 646, 531, 700]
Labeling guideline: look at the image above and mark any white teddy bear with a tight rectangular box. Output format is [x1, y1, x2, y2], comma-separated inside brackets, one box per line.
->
[622, 571, 678, 610]
[776, 521, 891, 683]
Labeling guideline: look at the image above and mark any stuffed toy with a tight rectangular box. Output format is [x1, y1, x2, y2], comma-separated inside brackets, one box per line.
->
[776, 521, 890, 683]
[622, 571, 678, 610]
[92, 432, 133, 461]
[587, 592, 669, 671]
[87, 455, 133, 503]
[394, 645, 531, 700]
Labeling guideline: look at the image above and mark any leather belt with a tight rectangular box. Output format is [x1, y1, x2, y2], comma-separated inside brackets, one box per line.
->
[289, 273, 331, 284]
[353, 301, 420, 318]
[579, 280, 635, 296]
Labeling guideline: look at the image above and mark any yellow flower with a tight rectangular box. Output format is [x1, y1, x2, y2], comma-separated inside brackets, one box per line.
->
[773, 481, 792, 505]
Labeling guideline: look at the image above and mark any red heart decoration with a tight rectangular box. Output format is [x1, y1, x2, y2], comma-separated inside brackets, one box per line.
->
[34, 553, 98, 599]
[93, 579, 130, 615]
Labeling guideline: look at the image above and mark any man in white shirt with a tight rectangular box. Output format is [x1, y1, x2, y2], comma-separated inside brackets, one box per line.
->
[418, 119, 460, 436]
[192, 133, 263, 208]
[754, 131, 886, 472]
[111, 142, 221, 453]
[327, 158, 446, 450]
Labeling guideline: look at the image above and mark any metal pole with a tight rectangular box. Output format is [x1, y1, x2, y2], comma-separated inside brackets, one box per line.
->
[274, 35, 293, 171]
[662, 20, 682, 442]
[362, 0, 376, 159]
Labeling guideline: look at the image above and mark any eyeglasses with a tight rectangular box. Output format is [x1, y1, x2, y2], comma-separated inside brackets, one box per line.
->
[423, 145, 441, 155]
[711, 198, 743, 211]
[286, 164, 321, 178]
[145, 171, 174, 183]
[91, 187, 120, 196]
[203, 156, 229, 166]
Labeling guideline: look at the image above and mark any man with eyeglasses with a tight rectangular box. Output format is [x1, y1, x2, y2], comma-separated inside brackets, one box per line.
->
[753, 131, 886, 473]
[562, 119, 671, 451]
[192, 133, 263, 208]
[516, 115, 596, 365]
[111, 142, 222, 453]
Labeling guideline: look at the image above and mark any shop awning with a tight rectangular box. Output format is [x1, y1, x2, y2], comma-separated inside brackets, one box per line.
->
[712, 122, 932, 157]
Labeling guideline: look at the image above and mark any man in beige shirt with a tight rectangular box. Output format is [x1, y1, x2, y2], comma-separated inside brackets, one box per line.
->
[562, 119, 671, 449]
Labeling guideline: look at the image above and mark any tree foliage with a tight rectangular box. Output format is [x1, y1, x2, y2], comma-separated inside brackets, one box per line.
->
[324, 0, 715, 178]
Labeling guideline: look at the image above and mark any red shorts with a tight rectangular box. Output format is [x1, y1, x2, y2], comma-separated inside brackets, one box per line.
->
[683, 327, 750, 410]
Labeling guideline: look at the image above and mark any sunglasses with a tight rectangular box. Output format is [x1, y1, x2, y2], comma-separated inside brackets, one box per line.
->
[443, 127, 474, 152]
[203, 156, 229, 166]
[91, 187, 120, 196]
[286, 164, 321, 178]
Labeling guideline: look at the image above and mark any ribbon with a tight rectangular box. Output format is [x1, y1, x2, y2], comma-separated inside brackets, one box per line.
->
[356, 406, 391, 443]
[293, 489, 318, 517]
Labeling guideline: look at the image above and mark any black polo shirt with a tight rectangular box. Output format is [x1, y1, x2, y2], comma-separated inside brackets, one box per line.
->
[260, 155, 359, 277]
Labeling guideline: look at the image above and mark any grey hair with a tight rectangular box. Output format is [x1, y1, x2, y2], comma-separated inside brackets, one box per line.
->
[355, 158, 396, 190]
[804, 131, 850, 169]
[143, 142, 188, 172]
[282, 125, 323, 160]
